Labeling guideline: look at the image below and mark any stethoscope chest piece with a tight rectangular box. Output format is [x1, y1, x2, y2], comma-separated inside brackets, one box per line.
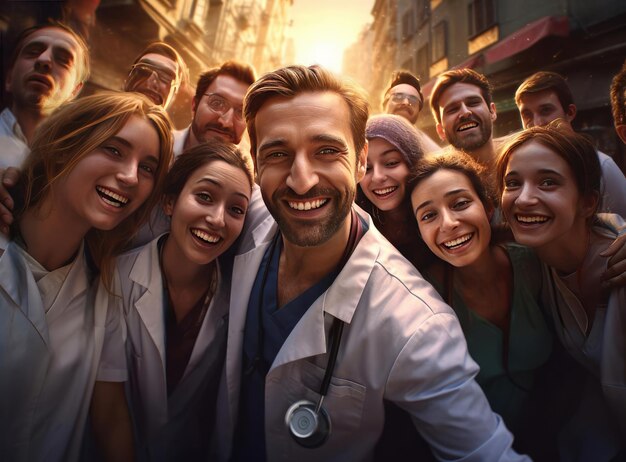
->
[285, 400, 331, 448]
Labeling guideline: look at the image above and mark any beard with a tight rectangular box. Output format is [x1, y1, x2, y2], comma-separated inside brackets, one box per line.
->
[445, 116, 492, 151]
[191, 119, 236, 144]
[262, 185, 355, 247]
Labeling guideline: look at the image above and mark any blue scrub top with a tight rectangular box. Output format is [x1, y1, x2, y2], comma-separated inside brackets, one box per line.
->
[232, 234, 341, 462]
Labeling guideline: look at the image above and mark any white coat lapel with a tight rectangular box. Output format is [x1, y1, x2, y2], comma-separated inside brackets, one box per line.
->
[0, 242, 50, 346]
[271, 209, 379, 370]
[271, 296, 328, 371]
[226, 224, 277, 425]
[130, 241, 167, 370]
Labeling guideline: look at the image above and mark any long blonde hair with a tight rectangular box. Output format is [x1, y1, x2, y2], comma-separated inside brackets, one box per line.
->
[14, 91, 173, 285]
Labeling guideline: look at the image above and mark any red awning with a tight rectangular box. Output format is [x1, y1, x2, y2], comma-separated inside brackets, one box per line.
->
[484, 16, 569, 64]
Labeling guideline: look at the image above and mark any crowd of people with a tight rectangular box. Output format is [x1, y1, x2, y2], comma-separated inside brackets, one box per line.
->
[0, 20, 625, 462]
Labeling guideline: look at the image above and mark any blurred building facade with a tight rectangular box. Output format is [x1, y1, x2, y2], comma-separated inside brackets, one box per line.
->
[344, 0, 626, 170]
[0, 0, 294, 128]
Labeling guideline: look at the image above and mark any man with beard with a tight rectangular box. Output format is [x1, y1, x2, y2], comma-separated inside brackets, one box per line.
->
[382, 70, 440, 153]
[215, 64, 528, 462]
[1, 22, 89, 169]
[430, 68, 497, 167]
[174, 61, 256, 156]
[123, 41, 186, 110]
[515, 71, 625, 216]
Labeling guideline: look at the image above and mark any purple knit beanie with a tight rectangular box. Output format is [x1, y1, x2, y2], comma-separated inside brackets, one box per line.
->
[365, 114, 424, 168]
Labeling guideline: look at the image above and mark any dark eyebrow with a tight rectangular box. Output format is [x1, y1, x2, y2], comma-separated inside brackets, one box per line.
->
[504, 169, 564, 178]
[196, 178, 250, 202]
[109, 136, 132, 149]
[379, 148, 402, 157]
[414, 188, 470, 214]
[258, 138, 288, 153]
[311, 134, 349, 151]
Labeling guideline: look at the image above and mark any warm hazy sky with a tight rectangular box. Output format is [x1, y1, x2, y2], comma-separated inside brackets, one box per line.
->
[289, 0, 375, 74]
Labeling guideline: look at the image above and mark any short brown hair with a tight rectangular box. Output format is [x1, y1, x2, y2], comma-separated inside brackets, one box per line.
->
[514, 71, 574, 112]
[194, 61, 256, 105]
[9, 21, 90, 85]
[383, 70, 424, 111]
[430, 68, 492, 124]
[244, 65, 369, 159]
[495, 121, 601, 213]
[610, 61, 626, 126]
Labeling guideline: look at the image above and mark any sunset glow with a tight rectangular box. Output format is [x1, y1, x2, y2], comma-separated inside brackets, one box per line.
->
[290, 0, 374, 75]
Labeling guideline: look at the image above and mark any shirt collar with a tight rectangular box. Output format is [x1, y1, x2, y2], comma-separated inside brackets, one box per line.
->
[0, 108, 28, 144]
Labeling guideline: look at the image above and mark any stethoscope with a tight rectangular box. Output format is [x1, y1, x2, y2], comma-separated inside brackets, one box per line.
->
[245, 231, 348, 448]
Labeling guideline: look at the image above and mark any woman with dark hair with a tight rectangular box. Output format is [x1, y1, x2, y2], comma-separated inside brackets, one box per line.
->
[114, 141, 253, 461]
[357, 114, 432, 268]
[409, 150, 562, 459]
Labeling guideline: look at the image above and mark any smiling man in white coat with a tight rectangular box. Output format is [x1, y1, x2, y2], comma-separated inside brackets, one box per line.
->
[214, 65, 529, 462]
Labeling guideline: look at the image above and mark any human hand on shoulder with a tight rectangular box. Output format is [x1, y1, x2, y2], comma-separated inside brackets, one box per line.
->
[601, 233, 626, 289]
[0, 167, 19, 235]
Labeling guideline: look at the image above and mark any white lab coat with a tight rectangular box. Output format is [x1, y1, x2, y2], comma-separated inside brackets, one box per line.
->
[214, 205, 528, 462]
[114, 236, 229, 461]
[0, 241, 122, 462]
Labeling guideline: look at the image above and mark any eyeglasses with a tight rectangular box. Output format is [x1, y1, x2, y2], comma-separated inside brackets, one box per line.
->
[390, 92, 421, 108]
[128, 62, 179, 90]
[204, 93, 244, 121]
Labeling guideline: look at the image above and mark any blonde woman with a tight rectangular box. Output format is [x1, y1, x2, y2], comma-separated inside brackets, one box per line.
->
[0, 91, 173, 462]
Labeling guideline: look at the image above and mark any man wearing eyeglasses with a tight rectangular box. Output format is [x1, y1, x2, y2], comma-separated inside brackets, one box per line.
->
[382, 70, 440, 153]
[174, 61, 256, 155]
[124, 42, 186, 109]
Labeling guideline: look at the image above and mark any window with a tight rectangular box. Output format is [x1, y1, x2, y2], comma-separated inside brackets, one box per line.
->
[416, 0, 430, 26]
[402, 9, 416, 41]
[190, 0, 207, 26]
[415, 45, 429, 80]
[468, 0, 496, 38]
[432, 21, 447, 62]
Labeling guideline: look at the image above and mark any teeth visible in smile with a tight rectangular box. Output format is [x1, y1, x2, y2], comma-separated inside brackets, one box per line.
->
[288, 199, 328, 211]
[373, 186, 397, 196]
[96, 186, 129, 207]
[517, 215, 549, 223]
[458, 122, 478, 131]
[443, 233, 473, 249]
[191, 229, 220, 243]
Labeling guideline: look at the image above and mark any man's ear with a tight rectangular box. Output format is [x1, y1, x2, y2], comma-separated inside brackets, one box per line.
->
[435, 122, 446, 141]
[565, 104, 577, 123]
[616, 124, 626, 145]
[191, 97, 198, 114]
[489, 102, 498, 122]
[356, 140, 368, 183]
